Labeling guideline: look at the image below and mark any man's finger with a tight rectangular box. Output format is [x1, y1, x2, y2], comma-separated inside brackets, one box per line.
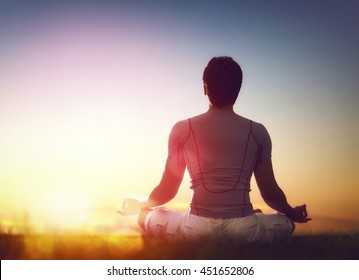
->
[303, 205, 308, 217]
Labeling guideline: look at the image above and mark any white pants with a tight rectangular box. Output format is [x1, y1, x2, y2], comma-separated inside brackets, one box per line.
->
[144, 208, 294, 244]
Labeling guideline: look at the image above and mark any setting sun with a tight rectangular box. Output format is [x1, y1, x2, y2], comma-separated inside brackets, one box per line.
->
[40, 188, 91, 231]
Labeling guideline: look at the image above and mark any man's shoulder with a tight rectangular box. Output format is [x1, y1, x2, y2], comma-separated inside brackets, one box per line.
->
[235, 115, 270, 139]
[250, 119, 271, 141]
[172, 118, 189, 129]
[170, 118, 190, 136]
[173, 112, 207, 127]
[251, 119, 267, 130]
[237, 115, 267, 129]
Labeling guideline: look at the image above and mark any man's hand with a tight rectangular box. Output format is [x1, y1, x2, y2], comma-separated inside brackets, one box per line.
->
[117, 198, 146, 216]
[288, 204, 311, 223]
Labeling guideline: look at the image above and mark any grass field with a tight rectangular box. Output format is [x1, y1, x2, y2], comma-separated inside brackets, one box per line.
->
[1, 233, 359, 260]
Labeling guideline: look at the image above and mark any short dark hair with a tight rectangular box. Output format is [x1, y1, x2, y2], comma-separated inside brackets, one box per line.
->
[202, 56, 243, 107]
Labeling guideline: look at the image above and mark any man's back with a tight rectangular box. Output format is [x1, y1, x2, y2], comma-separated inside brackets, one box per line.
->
[169, 109, 272, 218]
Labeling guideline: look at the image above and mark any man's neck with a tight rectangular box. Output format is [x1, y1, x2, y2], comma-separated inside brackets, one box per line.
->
[208, 104, 234, 111]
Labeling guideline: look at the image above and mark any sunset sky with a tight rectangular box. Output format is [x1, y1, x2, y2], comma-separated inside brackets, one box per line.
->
[0, 0, 358, 234]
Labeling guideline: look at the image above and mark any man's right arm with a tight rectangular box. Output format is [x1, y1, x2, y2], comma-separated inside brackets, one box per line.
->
[254, 161, 310, 223]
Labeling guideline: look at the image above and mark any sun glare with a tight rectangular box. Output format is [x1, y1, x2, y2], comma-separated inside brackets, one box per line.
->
[41, 187, 91, 232]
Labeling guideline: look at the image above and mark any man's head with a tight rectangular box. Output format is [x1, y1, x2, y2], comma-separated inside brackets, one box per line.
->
[202, 56, 243, 108]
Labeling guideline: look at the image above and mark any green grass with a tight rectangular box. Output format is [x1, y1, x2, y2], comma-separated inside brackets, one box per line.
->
[1, 233, 359, 260]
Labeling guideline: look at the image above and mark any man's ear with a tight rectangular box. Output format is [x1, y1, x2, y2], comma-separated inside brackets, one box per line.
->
[203, 83, 208, 96]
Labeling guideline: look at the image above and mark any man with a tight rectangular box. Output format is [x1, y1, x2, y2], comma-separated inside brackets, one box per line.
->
[121, 56, 310, 244]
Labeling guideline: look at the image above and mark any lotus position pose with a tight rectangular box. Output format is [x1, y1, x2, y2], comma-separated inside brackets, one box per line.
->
[121, 56, 310, 244]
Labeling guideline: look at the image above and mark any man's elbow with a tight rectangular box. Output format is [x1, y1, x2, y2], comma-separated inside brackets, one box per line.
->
[260, 190, 277, 205]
